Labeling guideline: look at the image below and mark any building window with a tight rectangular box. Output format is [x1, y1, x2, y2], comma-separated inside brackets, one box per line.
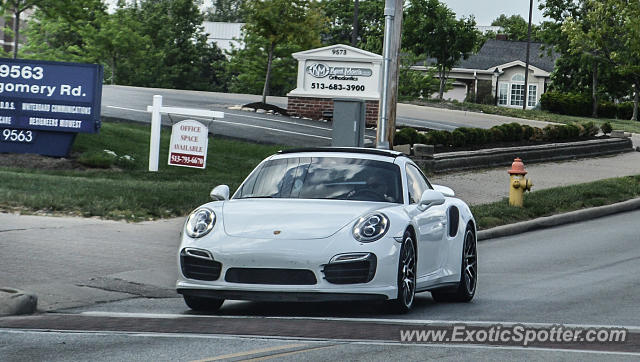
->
[510, 84, 524, 106]
[512, 74, 525, 82]
[528, 84, 537, 107]
[498, 83, 508, 105]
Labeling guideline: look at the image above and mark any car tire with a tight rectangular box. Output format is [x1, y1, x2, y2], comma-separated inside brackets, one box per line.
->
[431, 226, 477, 303]
[183, 295, 224, 312]
[387, 230, 417, 314]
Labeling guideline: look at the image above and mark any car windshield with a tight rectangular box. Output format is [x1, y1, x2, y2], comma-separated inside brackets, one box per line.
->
[234, 156, 403, 203]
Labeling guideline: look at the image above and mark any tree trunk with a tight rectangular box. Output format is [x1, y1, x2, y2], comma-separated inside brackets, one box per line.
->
[111, 56, 117, 85]
[13, 9, 20, 59]
[633, 81, 639, 121]
[4, 16, 13, 55]
[592, 61, 598, 118]
[261, 42, 275, 105]
[351, 0, 359, 47]
[438, 65, 446, 100]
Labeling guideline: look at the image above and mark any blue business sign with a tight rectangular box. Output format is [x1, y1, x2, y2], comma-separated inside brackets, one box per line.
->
[0, 58, 103, 157]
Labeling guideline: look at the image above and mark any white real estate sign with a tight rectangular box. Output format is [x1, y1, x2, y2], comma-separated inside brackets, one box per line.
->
[168, 119, 209, 169]
[287, 44, 382, 101]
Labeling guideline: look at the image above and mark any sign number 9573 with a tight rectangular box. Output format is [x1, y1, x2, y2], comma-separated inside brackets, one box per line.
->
[2, 129, 33, 143]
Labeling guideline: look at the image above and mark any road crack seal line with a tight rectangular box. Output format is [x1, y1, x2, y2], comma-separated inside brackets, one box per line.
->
[76, 277, 178, 299]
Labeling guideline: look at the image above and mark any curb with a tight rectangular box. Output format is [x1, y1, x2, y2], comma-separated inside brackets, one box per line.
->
[0, 287, 38, 316]
[477, 197, 640, 241]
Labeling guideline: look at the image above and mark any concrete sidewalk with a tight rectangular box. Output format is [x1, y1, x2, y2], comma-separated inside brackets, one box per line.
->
[431, 150, 640, 205]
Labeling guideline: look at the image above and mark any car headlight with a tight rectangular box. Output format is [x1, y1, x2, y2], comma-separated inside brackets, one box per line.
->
[185, 207, 216, 238]
[352, 213, 390, 242]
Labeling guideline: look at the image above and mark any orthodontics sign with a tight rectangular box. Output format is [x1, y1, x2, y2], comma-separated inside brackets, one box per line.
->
[0, 58, 103, 156]
[288, 44, 382, 101]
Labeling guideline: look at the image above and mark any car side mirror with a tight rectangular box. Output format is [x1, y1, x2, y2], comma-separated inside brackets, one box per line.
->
[210, 185, 230, 201]
[418, 189, 445, 211]
[433, 184, 455, 197]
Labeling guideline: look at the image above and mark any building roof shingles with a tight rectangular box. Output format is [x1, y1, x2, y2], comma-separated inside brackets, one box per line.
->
[456, 39, 557, 72]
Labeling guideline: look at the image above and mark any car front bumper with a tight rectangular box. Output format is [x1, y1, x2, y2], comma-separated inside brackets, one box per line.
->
[176, 232, 402, 301]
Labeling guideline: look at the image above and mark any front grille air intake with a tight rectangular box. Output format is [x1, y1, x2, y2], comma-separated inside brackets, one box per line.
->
[225, 268, 317, 285]
[323, 253, 377, 284]
[180, 248, 222, 281]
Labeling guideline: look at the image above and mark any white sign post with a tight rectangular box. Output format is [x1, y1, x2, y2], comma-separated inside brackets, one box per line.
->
[146, 95, 224, 172]
[168, 120, 208, 169]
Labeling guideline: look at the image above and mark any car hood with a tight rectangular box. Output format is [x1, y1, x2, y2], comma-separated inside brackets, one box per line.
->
[222, 199, 390, 240]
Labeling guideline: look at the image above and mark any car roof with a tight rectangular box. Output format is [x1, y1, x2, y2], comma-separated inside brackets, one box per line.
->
[277, 147, 406, 158]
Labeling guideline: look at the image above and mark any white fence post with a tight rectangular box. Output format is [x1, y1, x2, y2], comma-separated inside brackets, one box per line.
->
[146, 95, 224, 172]
[148, 95, 162, 172]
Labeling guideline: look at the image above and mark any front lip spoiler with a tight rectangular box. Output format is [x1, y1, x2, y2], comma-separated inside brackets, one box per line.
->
[177, 288, 388, 302]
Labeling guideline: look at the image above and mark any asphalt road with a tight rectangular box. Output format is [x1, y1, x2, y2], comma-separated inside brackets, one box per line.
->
[101, 85, 551, 147]
[1, 209, 639, 359]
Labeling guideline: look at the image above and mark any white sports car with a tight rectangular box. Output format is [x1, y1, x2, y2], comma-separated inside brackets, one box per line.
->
[176, 148, 477, 313]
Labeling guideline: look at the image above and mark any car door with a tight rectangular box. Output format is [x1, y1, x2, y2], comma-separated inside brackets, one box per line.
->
[405, 163, 447, 277]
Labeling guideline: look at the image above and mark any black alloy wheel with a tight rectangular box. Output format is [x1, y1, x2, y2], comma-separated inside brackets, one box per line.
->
[431, 226, 477, 303]
[388, 230, 417, 313]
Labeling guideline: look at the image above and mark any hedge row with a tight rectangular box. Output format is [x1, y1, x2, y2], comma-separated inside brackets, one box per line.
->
[540, 91, 634, 119]
[394, 122, 600, 148]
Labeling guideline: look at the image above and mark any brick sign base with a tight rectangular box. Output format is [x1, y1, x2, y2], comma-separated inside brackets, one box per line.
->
[287, 96, 379, 126]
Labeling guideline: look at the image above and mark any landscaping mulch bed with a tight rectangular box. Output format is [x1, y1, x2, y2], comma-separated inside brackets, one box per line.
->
[243, 102, 289, 116]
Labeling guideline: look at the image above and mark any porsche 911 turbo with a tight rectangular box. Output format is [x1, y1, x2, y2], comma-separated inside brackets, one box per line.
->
[176, 147, 477, 313]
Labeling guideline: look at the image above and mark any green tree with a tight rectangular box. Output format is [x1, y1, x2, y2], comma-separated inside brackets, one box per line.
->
[205, 0, 246, 22]
[491, 14, 541, 41]
[0, 0, 41, 58]
[82, 2, 152, 85]
[319, 0, 384, 54]
[398, 51, 441, 100]
[242, 0, 324, 103]
[403, 0, 479, 100]
[20, 0, 106, 62]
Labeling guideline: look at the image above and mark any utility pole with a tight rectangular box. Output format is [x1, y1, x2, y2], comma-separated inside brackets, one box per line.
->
[376, 0, 403, 149]
[351, 0, 359, 47]
[523, 0, 533, 110]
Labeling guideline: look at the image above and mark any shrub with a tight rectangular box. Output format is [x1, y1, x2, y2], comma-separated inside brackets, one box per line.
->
[599, 101, 617, 119]
[617, 102, 634, 120]
[430, 130, 452, 145]
[566, 124, 580, 139]
[540, 91, 621, 118]
[601, 122, 613, 135]
[583, 121, 598, 137]
[489, 127, 504, 142]
[451, 130, 466, 147]
[521, 125, 534, 140]
[543, 125, 559, 140]
[531, 127, 545, 141]
[394, 127, 420, 145]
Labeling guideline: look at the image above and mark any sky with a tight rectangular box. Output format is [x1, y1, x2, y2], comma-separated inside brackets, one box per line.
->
[440, 0, 546, 26]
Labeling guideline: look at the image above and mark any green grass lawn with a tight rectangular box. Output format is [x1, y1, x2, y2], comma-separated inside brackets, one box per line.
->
[410, 99, 640, 134]
[471, 175, 640, 230]
[0, 120, 283, 221]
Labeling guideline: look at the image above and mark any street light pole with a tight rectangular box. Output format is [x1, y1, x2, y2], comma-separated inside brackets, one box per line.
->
[352, 0, 359, 47]
[523, 0, 533, 110]
[376, 0, 403, 149]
